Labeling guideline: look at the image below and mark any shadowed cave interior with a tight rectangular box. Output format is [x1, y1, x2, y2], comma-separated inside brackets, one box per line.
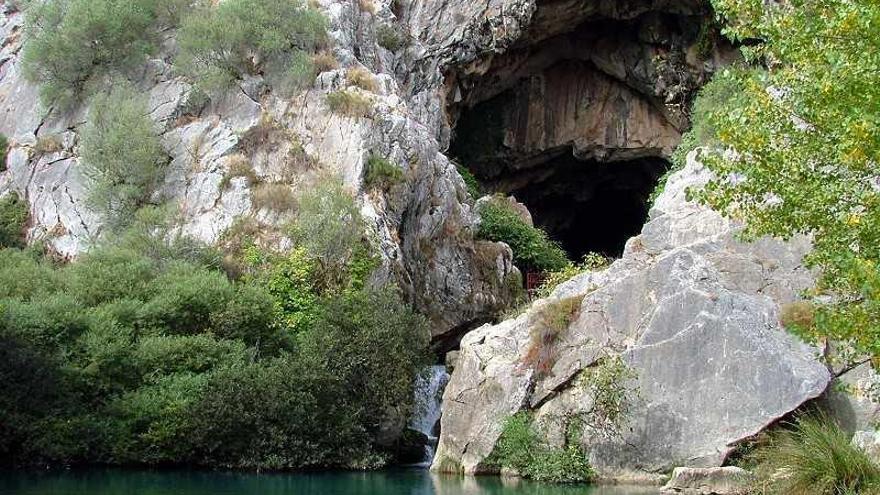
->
[450, 92, 670, 259]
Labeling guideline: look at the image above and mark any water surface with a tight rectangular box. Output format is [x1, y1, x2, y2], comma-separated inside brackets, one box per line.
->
[0, 468, 662, 495]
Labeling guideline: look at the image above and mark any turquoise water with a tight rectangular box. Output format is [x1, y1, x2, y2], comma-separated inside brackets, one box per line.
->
[0, 469, 661, 495]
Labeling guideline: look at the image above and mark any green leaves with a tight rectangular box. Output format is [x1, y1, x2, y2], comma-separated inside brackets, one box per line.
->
[477, 195, 570, 272]
[682, 0, 880, 363]
[79, 84, 168, 230]
[175, 0, 328, 95]
[21, 0, 188, 106]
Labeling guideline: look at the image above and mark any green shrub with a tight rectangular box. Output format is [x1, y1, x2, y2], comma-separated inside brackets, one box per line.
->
[183, 353, 369, 469]
[455, 162, 482, 199]
[134, 335, 248, 379]
[300, 288, 430, 436]
[491, 411, 594, 483]
[325, 90, 373, 117]
[175, 0, 328, 94]
[21, 0, 187, 106]
[477, 196, 569, 272]
[749, 415, 880, 495]
[578, 354, 638, 438]
[0, 248, 59, 300]
[0, 133, 8, 172]
[80, 84, 168, 229]
[292, 177, 375, 291]
[376, 24, 404, 51]
[138, 263, 236, 335]
[364, 154, 403, 190]
[0, 192, 29, 249]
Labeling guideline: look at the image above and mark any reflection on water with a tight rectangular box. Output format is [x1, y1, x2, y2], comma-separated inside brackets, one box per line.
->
[0, 468, 662, 495]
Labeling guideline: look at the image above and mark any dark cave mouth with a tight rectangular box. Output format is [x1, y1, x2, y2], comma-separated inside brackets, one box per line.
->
[461, 149, 670, 260]
[506, 152, 669, 259]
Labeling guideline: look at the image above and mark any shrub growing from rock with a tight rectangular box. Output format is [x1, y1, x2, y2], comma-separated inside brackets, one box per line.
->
[477, 195, 569, 272]
[522, 295, 584, 376]
[363, 154, 403, 191]
[325, 90, 373, 117]
[79, 84, 169, 229]
[175, 0, 328, 94]
[21, 0, 189, 106]
[376, 24, 404, 51]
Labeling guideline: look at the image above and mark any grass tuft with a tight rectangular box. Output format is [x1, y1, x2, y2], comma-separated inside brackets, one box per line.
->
[750, 414, 880, 495]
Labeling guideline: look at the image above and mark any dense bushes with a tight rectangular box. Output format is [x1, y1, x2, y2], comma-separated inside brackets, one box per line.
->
[748, 415, 880, 494]
[0, 192, 28, 249]
[79, 85, 169, 229]
[477, 195, 569, 272]
[21, 0, 327, 105]
[490, 412, 594, 483]
[0, 179, 429, 469]
[175, 0, 328, 94]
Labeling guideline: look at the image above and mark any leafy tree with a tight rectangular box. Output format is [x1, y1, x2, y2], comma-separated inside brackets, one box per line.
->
[300, 288, 430, 438]
[292, 178, 375, 291]
[21, 0, 189, 106]
[79, 84, 169, 229]
[175, 0, 328, 94]
[683, 0, 880, 362]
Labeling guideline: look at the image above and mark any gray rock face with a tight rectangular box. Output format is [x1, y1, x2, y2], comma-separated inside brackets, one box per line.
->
[662, 467, 752, 494]
[431, 152, 831, 481]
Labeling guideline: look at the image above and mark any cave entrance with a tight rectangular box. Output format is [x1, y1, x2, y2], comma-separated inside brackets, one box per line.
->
[443, 2, 731, 261]
[449, 78, 671, 260]
[456, 144, 669, 260]
[504, 152, 667, 259]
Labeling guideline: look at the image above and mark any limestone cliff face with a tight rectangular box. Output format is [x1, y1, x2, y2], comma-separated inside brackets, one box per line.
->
[431, 153, 831, 481]
[0, 0, 524, 338]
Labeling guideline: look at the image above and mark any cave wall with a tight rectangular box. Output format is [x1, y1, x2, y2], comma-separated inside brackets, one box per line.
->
[441, 0, 736, 258]
[444, 0, 736, 167]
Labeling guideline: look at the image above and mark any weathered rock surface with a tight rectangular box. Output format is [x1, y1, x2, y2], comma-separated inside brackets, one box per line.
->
[661, 467, 752, 494]
[431, 152, 831, 481]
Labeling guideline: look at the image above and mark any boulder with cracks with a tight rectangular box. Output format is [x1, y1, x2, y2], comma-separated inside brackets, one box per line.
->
[431, 152, 831, 482]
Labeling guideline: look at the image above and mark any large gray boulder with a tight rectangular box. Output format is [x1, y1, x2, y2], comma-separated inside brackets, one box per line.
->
[431, 152, 831, 481]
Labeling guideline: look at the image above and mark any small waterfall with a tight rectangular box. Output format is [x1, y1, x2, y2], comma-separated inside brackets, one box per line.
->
[409, 365, 450, 467]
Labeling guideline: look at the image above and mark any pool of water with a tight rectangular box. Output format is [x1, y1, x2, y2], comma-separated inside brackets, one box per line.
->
[0, 468, 662, 495]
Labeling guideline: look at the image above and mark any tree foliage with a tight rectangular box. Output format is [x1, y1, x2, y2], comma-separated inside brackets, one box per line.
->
[20, 0, 189, 106]
[683, 0, 880, 362]
[79, 84, 168, 229]
[0, 179, 427, 469]
[175, 0, 328, 94]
